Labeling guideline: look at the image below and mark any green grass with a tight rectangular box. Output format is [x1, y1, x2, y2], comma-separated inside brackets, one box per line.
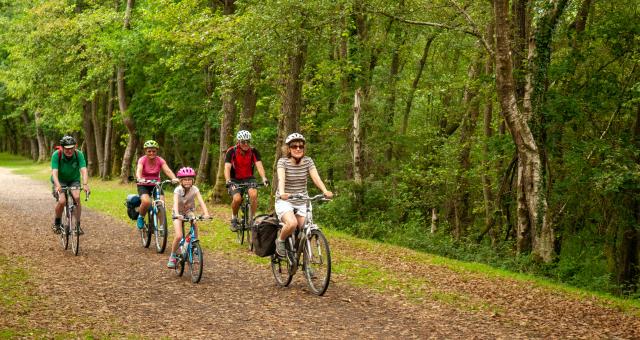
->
[1, 152, 639, 317]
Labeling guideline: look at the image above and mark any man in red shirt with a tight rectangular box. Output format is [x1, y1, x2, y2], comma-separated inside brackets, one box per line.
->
[224, 130, 269, 231]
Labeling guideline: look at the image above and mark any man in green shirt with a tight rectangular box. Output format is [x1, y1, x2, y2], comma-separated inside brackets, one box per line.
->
[51, 135, 90, 234]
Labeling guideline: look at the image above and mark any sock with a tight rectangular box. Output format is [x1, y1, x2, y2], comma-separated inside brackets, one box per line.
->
[55, 218, 61, 225]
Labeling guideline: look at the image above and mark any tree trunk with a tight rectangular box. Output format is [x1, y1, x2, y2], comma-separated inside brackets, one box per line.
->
[402, 34, 436, 135]
[239, 59, 260, 131]
[102, 74, 115, 179]
[353, 89, 363, 184]
[212, 89, 237, 203]
[91, 95, 105, 176]
[197, 65, 215, 184]
[34, 111, 47, 162]
[454, 62, 481, 239]
[383, 29, 403, 162]
[21, 111, 38, 161]
[82, 100, 97, 176]
[272, 44, 306, 187]
[118, 0, 137, 183]
[494, 0, 551, 261]
[481, 21, 497, 246]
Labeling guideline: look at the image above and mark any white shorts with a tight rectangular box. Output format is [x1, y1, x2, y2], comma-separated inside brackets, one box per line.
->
[275, 199, 309, 221]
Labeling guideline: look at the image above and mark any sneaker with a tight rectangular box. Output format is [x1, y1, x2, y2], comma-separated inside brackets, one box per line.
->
[52, 223, 62, 234]
[167, 255, 177, 269]
[137, 216, 145, 230]
[76, 225, 84, 235]
[275, 239, 286, 257]
[229, 217, 239, 232]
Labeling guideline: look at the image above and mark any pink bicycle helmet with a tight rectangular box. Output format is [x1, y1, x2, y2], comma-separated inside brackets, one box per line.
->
[177, 167, 196, 178]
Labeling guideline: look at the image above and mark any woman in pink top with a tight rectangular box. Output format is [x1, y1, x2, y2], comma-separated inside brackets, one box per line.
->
[135, 140, 178, 229]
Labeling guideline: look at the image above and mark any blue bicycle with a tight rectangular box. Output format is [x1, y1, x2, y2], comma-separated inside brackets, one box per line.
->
[173, 215, 210, 283]
[137, 179, 171, 253]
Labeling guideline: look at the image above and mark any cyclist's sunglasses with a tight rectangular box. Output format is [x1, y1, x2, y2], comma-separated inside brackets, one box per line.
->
[146, 149, 157, 154]
[239, 140, 250, 145]
[290, 144, 305, 150]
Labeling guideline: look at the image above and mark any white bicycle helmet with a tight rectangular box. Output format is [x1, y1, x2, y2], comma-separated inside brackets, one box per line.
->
[236, 130, 251, 141]
[285, 132, 305, 145]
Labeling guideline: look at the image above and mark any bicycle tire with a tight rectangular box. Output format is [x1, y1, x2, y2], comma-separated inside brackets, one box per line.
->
[303, 230, 331, 296]
[270, 254, 293, 287]
[154, 204, 168, 253]
[189, 241, 204, 283]
[174, 252, 185, 277]
[70, 222, 80, 256]
[140, 211, 152, 248]
[60, 205, 70, 250]
[246, 202, 254, 250]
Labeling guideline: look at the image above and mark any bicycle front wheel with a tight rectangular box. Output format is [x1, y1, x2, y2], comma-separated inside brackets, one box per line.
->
[59, 206, 70, 250]
[246, 203, 254, 250]
[140, 212, 151, 248]
[189, 241, 204, 283]
[154, 204, 168, 253]
[174, 252, 185, 277]
[303, 230, 331, 296]
[70, 222, 80, 256]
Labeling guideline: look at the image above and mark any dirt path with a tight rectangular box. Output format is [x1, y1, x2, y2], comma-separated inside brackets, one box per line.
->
[0, 168, 638, 339]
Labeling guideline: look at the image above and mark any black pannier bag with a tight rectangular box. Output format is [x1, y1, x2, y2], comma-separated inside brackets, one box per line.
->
[125, 194, 141, 220]
[252, 213, 280, 257]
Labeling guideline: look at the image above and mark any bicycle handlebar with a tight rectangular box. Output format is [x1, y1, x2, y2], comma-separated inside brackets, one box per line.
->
[172, 215, 212, 221]
[231, 182, 265, 189]
[137, 179, 174, 186]
[60, 186, 90, 201]
[283, 193, 332, 202]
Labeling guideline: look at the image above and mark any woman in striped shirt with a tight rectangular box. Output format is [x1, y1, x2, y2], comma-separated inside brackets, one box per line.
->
[275, 133, 333, 256]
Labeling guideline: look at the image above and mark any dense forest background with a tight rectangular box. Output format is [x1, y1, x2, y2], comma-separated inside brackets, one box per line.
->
[0, 0, 638, 297]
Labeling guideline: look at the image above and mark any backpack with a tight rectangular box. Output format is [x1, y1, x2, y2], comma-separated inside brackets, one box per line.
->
[125, 194, 142, 220]
[227, 146, 257, 179]
[55, 146, 79, 168]
[252, 213, 280, 257]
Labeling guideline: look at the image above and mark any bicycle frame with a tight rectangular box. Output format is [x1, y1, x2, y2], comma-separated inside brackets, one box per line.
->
[177, 219, 198, 260]
[283, 195, 325, 269]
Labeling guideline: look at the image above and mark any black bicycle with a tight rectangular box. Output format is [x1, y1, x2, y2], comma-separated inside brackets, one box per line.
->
[137, 179, 171, 253]
[56, 186, 89, 256]
[173, 215, 210, 283]
[271, 194, 332, 296]
[234, 182, 264, 249]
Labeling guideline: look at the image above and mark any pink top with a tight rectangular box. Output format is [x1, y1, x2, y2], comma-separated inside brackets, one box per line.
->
[138, 156, 166, 186]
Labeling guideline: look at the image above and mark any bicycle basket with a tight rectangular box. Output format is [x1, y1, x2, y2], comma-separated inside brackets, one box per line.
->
[252, 213, 280, 257]
[125, 194, 141, 220]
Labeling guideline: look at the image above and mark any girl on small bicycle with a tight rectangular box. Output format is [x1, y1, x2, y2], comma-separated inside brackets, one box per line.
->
[167, 167, 210, 269]
[274, 133, 333, 257]
[135, 140, 179, 229]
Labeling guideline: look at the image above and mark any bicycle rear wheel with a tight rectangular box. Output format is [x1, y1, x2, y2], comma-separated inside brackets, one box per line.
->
[59, 206, 70, 250]
[271, 235, 295, 287]
[70, 222, 80, 256]
[303, 230, 331, 296]
[189, 241, 204, 283]
[154, 204, 168, 253]
[140, 212, 152, 248]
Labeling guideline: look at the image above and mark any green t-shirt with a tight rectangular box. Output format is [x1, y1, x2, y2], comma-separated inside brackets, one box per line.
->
[51, 150, 87, 183]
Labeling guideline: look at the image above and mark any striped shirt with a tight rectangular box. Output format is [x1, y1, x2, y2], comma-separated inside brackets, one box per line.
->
[276, 156, 316, 205]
